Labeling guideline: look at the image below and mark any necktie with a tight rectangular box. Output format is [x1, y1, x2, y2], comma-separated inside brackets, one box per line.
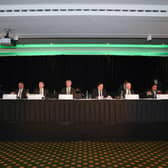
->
[40, 88, 44, 96]
[153, 91, 157, 98]
[67, 88, 70, 94]
[126, 89, 130, 95]
[99, 90, 102, 97]
[126, 89, 128, 95]
[18, 89, 22, 98]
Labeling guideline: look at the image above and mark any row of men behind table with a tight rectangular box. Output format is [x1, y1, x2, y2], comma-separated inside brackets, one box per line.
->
[2, 79, 164, 99]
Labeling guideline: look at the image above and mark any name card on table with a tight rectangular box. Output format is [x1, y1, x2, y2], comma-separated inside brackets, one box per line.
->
[58, 94, 73, 100]
[2, 94, 17, 100]
[125, 94, 139, 100]
[156, 94, 168, 100]
[27, 94, 43, 100]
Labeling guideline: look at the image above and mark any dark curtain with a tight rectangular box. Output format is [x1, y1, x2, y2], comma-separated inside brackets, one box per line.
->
[0, 55, 168, 95]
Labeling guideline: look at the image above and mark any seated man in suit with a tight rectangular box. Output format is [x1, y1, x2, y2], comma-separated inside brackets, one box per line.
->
[146, 84, 161, 98]
[13, 82, 28, 99]
[92, 82, 107, 99]
[61, 80, 76, 96]
[35, 81, 49, 98]
[120, 82, 134, 98]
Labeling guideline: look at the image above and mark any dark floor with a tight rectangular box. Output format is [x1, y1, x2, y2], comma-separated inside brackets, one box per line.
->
[0, 141, 168, 168]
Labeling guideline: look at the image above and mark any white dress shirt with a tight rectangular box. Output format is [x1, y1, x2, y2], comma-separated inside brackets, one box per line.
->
[40, 88, 44, 96]
[126, 89, 131, 95]
[18, 88, 23, 98]
[66, 87, 71, 94]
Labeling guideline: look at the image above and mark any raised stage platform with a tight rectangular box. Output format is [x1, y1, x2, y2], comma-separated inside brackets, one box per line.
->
[0, 99, 168, 140]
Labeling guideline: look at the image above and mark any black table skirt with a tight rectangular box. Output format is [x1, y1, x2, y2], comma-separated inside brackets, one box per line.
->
[0, 99, 168, 140]
[0, 99, 168, 123]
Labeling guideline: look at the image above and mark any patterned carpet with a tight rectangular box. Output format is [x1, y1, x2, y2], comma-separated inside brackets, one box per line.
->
[0, 141, 167, 168]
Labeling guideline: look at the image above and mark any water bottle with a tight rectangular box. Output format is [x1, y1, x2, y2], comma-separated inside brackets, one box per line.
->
[86, 90, 89, 99]
[120, 90, 124, 99]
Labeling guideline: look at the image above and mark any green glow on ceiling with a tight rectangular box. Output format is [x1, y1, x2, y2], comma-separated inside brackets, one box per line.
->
[0, 43, 168, 49]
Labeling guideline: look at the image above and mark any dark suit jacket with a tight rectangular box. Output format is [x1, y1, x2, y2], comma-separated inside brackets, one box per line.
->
[146, 90, 160, 98]
[15, 89, 28, 99]
[61, 87, 76, 96]
[92, 88, 107, 98]
[119, 89, 134, 98]
[34, 88, 49, 97]
[0, 89, 4, 98]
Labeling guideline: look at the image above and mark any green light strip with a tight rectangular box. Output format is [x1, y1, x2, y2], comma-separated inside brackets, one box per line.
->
[0, 44, 168, 49]
[1, 43, 168, 56]
[0, 51, 168, 56]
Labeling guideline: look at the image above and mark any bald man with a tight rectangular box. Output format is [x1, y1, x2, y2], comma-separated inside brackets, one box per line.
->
[119, 82, 134, 98]
[61, 80, 76, 96]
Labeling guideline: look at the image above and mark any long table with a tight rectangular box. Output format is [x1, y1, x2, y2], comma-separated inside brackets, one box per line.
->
[0, 99, 168, 140]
